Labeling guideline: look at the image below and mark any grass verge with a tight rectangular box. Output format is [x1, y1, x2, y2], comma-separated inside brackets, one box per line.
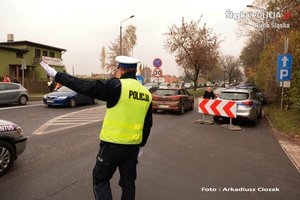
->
[264, 103, 300, 139]
[188, 88, 206, 98]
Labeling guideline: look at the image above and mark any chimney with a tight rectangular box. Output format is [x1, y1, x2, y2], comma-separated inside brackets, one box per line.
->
[7, 34, 14, 42]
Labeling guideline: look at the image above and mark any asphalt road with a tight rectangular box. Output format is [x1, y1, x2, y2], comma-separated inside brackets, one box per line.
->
[0, 102, 300, 200]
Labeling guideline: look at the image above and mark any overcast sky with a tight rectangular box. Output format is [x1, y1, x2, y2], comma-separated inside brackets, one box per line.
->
[0, 0, 253, 76]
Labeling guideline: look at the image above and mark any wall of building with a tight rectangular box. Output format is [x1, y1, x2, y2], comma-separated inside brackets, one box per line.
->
[0, 49, 23, 79]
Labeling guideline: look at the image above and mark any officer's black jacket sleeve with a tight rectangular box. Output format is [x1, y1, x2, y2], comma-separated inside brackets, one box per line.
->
[140, 103, 153, 147]
[55, 72, 120, 105]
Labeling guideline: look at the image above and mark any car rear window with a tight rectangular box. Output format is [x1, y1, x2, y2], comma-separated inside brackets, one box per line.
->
[219, 92, 249, 100]
[155, 89, 178, 96]
[4, 83, 19, 90]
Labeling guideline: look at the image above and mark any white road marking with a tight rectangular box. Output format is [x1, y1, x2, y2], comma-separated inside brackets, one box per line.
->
[33, 105, 106, 135]
[0, 103, 44, 111]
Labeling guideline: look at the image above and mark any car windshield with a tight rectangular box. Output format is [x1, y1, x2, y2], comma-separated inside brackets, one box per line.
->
[155, 89, 178, 96]
[219, 92, 249, 100]
[57, 86, 74, 92]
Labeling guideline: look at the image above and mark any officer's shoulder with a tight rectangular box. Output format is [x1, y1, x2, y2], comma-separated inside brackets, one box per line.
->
[107, 78, 121, 88]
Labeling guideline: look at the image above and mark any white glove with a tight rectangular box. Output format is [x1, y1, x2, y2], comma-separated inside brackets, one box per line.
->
[138, 147, 144, 157]
[40, 61, 57, 78]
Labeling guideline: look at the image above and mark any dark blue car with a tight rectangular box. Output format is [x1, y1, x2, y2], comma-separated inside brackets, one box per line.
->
[43, 86, 95, 108]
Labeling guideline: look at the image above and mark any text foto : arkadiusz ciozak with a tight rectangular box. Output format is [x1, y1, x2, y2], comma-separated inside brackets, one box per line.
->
[201, 187, 280, 192]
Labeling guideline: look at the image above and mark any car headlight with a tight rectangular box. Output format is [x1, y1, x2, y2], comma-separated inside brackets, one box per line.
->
[43, 95, 48, 99]
[16, 126, 24, 136]
[57, 96, 68, 100]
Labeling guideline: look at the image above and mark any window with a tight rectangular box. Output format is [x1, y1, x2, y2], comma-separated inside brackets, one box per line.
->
[49, 52, 55, 57]
[16, 51, 23, 58]
[35, 49, 41, 58]
[43, 50, 48, 56]
[220, 92, 249, 101]
[183, 89, 190, 96]
[4, 83, 19, 90]
[0, 83, 5, 90]
[156, 89, 177, 96]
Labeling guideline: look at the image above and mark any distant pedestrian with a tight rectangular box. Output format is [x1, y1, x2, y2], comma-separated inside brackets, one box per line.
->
[203, 87, 215, 99]
[47, 77, 55, 92]
[3, 75, 10, 82]
[12, 77, 19, 83]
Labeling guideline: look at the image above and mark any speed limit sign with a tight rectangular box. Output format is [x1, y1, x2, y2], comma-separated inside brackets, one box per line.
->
[152, 68, 163, 77]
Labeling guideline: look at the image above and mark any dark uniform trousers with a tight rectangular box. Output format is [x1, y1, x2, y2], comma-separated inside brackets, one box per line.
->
[93, 142, 140, 200]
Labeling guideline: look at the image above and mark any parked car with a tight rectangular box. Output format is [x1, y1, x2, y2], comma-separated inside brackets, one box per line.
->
[43, 86, 95, 108]
[144, 82, 158, 93]
[152, 88, 194, 114]
[236, 84, 264, 103]
[213, 87, 226, 98]
[158, 82, 170, 89]
[214, 88, 263, 125]
[0, 82, 29, 105]
[0, 119, 27, 176]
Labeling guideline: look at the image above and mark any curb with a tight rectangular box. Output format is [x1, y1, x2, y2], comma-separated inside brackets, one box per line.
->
[264, 113, 300, 173]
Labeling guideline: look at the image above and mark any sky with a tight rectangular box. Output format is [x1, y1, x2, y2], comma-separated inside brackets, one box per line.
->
[0, 0, 253, 76]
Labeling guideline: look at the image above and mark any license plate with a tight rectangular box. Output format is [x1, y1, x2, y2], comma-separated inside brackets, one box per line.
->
[47, 100, 54, 103]
[159, 105, 169, 108]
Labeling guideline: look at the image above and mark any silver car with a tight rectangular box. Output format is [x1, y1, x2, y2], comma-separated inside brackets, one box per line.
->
[214, 88, 263, 125]
[0, 119, 27, 176]
[0, 82, 29, 105]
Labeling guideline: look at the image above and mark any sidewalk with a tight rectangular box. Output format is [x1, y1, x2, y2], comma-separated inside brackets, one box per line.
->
[266, 115, 300, 173]
[29, 93, 44, 101]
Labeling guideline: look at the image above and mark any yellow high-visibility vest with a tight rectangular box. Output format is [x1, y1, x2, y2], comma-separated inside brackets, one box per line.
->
[100, 79, 152, 144]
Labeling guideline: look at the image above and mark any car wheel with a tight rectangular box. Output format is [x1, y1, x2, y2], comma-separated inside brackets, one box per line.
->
[258, 107, 262, 118]
[252, 114, 258, 125]
[190, 103, 194, 110]
[69, 98, 76, 108]
[0, 141, 15, 176]
[18, 95, 28, 105]
[179, 104, 185, 115]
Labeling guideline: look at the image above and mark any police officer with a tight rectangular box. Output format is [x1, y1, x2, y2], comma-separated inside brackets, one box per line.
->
[40, 56, 153, 200]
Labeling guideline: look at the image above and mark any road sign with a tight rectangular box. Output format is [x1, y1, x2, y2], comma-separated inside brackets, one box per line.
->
[198, 98, 237, 118]
[277, 54, 292, 81]
[136, 75, 144, 85]
[153, 58, 162, 68]
[152, 68, 163, 78]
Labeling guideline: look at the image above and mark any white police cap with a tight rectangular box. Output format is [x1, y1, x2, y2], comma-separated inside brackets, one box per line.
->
[116, 56, 139, 68]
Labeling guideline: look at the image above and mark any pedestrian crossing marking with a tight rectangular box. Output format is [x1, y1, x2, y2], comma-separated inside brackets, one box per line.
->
[33, 106, 106, 135]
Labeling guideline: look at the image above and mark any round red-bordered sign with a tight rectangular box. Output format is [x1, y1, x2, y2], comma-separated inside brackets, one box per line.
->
[152, 68, 163, 77]
[153, 58, 162, 68]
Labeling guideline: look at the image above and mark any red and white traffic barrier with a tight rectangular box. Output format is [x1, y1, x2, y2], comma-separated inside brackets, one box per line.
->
[198, 98, 237, 118]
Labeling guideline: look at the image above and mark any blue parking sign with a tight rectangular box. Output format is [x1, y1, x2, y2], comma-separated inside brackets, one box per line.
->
[276, 54, 292, 81]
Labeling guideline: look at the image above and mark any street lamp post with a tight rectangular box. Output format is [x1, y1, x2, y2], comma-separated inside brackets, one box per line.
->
[120, 15, 134, 55]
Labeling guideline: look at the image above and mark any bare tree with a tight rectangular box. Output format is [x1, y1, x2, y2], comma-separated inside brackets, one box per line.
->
[101, 25, 137, 73]
[100, 46, 106, 70]
[139, 64, 152, 83]
[221, 55, 241, 84]
[164, 17, 221, 90]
